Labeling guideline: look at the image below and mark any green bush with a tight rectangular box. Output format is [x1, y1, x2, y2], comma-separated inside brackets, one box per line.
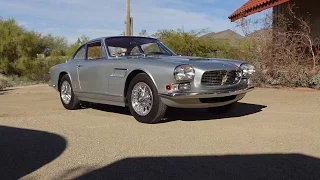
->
[13, 56, 66, 82]
[152, 28, 239, 59]
[0, 18, 68, 76]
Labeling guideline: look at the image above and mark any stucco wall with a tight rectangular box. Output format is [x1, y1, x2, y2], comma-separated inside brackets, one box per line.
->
[273, 0, 320, 40]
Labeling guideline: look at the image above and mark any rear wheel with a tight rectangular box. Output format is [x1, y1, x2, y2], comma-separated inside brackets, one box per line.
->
[206, 103, 236, 115]
[59, 74, 80, 110]
[127, 73, 167, 124]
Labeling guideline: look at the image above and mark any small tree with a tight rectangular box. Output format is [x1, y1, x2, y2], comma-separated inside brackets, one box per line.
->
[287, 4, 318, 74]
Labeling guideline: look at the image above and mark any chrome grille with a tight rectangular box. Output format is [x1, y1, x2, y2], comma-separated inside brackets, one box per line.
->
[201, 70, 240, 86]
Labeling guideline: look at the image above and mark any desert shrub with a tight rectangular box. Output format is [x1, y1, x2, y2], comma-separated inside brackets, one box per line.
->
[0, 74, 13, 90]
[234, 5, 320, 89]
[14, 56, 66, 82]
[0, 18, 82, 86]
[151, 28, 240, 59]
[266, 65, 310, 87]
[309, 74, 320, 89]
[0, 18, 68, 76]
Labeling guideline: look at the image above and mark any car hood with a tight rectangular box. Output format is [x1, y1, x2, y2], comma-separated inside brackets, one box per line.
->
[151, 56, 242, 70]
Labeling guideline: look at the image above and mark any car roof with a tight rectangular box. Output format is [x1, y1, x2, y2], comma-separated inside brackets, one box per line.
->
[86, 36, 158, 44]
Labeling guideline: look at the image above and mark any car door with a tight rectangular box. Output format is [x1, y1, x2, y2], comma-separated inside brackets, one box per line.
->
[67, 44, 86, 93]
[77, 40, 110, 99]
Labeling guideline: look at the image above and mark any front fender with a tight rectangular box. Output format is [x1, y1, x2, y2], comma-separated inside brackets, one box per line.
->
[49, 63, 75, 92]
[133, 66, 177, 95]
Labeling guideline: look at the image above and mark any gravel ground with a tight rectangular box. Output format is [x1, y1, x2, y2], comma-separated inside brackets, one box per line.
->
[0, 85, 319, 180]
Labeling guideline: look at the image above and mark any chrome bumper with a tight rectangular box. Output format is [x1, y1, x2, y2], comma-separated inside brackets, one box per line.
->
[159, 86, 254, 99]
[48, 83, 56, 88]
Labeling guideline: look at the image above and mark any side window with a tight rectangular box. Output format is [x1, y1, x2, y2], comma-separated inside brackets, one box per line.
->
[141, 43, 162, 54]
[108, 46, 127, 57]
[73, 45, 86, 60]
[87, 41, 102, 60]
[130, 46, 141, 55]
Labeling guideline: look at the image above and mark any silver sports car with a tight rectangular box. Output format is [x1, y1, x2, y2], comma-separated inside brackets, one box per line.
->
[49, 36, 255, 124]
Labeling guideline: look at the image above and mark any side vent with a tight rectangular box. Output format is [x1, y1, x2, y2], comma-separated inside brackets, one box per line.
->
[111, 68, 128, 78]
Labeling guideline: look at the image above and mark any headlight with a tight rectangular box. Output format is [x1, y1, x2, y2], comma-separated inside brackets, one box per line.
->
[240, 63, 255, 77]
[174, 65, 195, 81]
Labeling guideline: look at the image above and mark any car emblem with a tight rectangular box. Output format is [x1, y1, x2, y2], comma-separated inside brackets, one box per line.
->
[221, 73, 228, 85]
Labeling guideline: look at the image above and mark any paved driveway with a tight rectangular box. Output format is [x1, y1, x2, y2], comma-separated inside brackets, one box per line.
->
[0, 85, 319, 180]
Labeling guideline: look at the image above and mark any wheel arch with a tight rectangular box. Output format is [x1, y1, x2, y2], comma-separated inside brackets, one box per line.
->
[123, 69, 158, 102]
[58, 72, 71, 91]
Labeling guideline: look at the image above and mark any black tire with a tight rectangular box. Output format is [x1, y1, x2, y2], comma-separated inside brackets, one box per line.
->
[206, 103, 236, 115]
[59, 74, 81, 110]
[127, 73, 167, 124]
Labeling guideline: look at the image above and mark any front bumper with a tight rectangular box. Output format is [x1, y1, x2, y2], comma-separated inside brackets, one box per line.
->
[48, 83, 56, 88]
[48, 82, 58, 91]
[159, 86, 254, 99]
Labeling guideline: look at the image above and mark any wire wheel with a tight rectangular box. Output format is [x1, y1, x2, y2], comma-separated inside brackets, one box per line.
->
[131, 82, 153, 116]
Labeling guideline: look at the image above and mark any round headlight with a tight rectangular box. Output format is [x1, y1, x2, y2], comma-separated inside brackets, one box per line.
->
[174, 65, 195, 81]
[240, 63, 255, 76]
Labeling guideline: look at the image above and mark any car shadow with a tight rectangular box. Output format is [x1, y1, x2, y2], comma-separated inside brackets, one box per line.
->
[58, 154, 320, 180]
[163, 102, 267, 122]
[91, 104, 132, 116]
[90, 102, 266, 123]
[0, 126, 67, 180]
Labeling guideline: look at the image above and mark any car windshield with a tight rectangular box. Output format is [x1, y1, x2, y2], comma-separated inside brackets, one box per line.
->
[105, 37, 176, 57]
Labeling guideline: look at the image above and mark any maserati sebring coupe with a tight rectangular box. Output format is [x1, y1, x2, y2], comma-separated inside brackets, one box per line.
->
[49, 36, 255, 124]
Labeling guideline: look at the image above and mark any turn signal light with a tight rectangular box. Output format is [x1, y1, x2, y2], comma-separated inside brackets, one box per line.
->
[165, 83, 191, 92]
[165, 84, 171, 90]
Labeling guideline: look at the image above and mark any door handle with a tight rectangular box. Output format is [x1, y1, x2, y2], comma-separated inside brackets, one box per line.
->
[77, 64, 83, 68]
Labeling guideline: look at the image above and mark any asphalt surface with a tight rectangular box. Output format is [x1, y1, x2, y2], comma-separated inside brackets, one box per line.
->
[0, 85, 320, 180]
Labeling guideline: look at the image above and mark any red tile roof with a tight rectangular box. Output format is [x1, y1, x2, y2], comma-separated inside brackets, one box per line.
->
[229, 0, 290, 22]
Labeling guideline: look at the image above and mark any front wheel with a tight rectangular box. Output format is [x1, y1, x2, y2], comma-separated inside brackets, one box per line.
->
[59, 74, 81, 110]
[127, 73, 167, 124]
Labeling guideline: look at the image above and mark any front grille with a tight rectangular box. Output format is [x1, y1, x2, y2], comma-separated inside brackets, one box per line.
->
[201, 70, 240, 86]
